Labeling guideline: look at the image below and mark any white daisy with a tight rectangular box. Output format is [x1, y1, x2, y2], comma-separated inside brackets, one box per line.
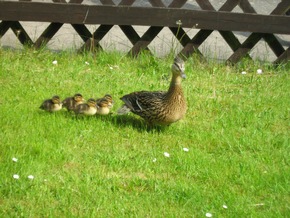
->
[257, 69, 263, 74]
[12, 157, 18, 162]
[176, 20, 182, 25]
[183, 148, 189, 152]
[223, 204, 228, 209]
[205, 212, 212, 217]
[52, 60, 58, 65]
[13, 174, 20, 179]
[164, 152, 170, 157]
[241, 71, 247, 75]
[28, 175, 34, 180]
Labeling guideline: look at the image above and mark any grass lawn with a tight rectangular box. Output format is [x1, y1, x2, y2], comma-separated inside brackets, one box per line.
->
[0, 48, 289, 217]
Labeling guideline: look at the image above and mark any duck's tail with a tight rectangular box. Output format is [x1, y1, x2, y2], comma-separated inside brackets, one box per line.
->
[117, 104, 131, 115]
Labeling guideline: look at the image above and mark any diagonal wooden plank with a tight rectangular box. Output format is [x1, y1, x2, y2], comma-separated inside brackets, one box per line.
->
[118, 0, 136, 6]
[34, 0, 84, 49]
[0, 21, 12, 38]
[69, 0, 83, 3]
[274, 46, 290, 64]
[71, 24, 92, 42]
[227, 0, 289, 63]
[180, 0, 241, 58]
[218, 0, 246, 53]
[238, 0, 256, 13]
[128, 0, 164, 56]
[119, 25, 150, 53]
[220, 0, 240, 11]
[196, 0, 215, 10]
[129, 0, 187, 56]
[10, 21, 33, 45]
[239, 0, 286, 57]
[129, 26, 163, 57]
[169, 0, 187, 8]
[263, 34, 285, 57]
[34, 23, 63, 48]
[79, 25, 113, 52]
[79, 0, 135, 52]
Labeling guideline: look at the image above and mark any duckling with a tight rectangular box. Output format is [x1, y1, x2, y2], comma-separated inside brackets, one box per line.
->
[117, 56, 187, 125]
[96, 98, 112, 115]
[39, 95, 62, 112]
[74, 98, 97, 116]
[96, 94, 114, 109]
[62, 93, 85, 111]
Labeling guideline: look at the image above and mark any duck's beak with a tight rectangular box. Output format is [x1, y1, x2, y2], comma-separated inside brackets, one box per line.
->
[181, 72, 186, 79]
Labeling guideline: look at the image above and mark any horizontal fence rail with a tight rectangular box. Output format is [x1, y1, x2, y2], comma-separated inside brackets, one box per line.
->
[0, 0, 290, 64]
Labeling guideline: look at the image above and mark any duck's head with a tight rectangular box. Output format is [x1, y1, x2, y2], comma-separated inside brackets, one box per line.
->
[87, 98, 96, 107]
[97, 98, 110, 108]
[103, 94, 114, 105]
[172, 56, 186, 79]
[74, 93, 84, 102]
[52, 95, 61, 104]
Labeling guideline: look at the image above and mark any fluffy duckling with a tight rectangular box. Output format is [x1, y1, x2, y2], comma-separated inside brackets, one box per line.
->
[117, 56, 187, 125]
[74, 98, 97, 116]
[39, 95, 62, 112]
[62, 93, 85, 111]
[96, 94, 114, 109]
[96, 98, 112, 115]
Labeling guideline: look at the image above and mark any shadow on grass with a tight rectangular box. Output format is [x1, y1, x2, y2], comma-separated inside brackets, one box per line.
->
[38, 109, 168, 133]
[103, 114, 168, 133]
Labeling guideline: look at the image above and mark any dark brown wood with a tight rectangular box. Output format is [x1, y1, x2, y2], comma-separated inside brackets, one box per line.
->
[219, 0, 240, 11]
[179, 0, 242, 58]
[79, 25, 113, 52]
[227, 0, 290, 64]
[196, 0, 215, 10]
[129, 26, 163, 57]
[1, 2, 289, 34]
[129, 0, 187, 56]
[79, 0, 135, 52]
[69, 0, 83, 3]
[72, 24, 92, 42]
[263, 34, 285, 57]
[0, 21, 11, 37]
[180, 29, 213, 58]
[34, 23, 63, 48]
[274, 47, 290, 64]
[0, 0, 289, 64]
[10, 21, 33, 45]
[227, 33, 262, 63]
[239, 0, 256, 14]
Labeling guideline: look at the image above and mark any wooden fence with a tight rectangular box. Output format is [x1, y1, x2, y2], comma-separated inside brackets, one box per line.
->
[0, 0, 290, 64]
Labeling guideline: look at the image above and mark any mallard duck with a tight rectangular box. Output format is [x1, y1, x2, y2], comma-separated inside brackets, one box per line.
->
[96, 98, 112, 115]
[96, 94, 114, 109]
[117, 57, 187, 125]
[74, 98, 97, 116]
[62, 93, 85, 111]
[39, 95, 62, 112]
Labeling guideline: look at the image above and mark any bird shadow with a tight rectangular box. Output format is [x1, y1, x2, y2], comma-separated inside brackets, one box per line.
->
[106, 114, 168, 133]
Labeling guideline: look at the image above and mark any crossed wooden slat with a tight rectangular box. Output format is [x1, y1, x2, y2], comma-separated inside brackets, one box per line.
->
[178, 0, 243, 59]
[227, 0, 290, 64]
[178, 0, 290, 64]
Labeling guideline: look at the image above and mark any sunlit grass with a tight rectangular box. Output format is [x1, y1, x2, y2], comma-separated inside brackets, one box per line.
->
[0, 48, 289, 217]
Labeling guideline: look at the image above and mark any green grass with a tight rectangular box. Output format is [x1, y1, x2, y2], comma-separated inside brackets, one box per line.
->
[0, 48, 289, 217]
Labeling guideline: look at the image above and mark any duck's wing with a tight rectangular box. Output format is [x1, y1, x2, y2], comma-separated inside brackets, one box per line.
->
[74, 104, 89, 114]
[39, 99, 53, 111]
[120, 91, 165, 112]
